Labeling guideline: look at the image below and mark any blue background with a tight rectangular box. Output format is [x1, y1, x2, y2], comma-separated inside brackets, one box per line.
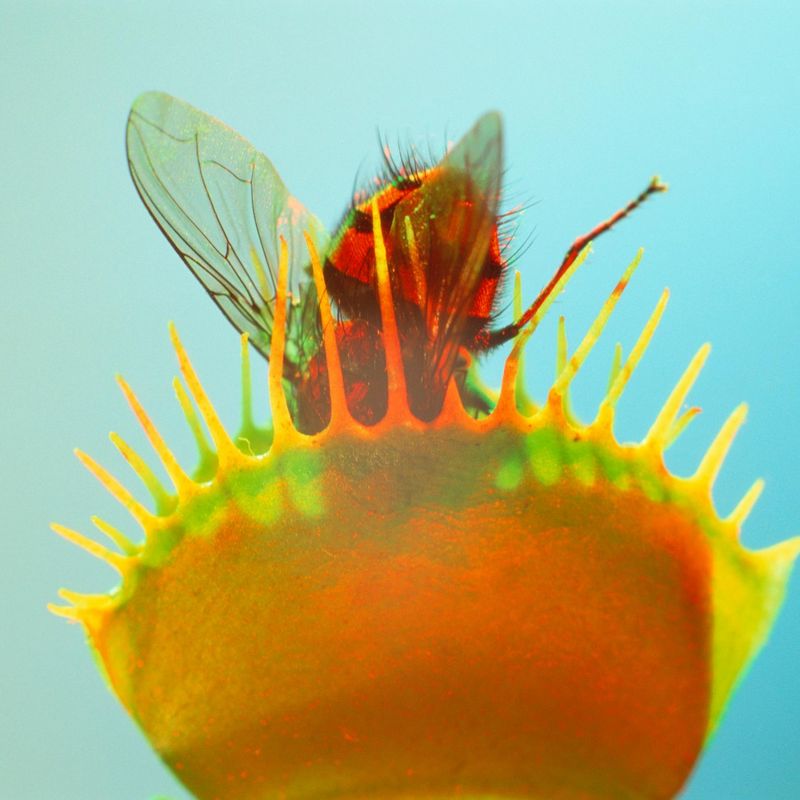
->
[2, 2, 798, 798]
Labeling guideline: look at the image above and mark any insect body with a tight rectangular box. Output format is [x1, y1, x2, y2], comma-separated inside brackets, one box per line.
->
[126, 92, 664, 433]
[305, 114, 506, 425]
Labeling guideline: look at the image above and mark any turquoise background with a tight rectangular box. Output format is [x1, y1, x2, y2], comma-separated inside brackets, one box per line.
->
[2, 1, 798, 797]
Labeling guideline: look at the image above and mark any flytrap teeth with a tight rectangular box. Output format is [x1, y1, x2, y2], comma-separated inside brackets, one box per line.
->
[50, 523, 130, 575]
[74, 449, 155, 530]
[664, 406, 701, 451]
[173, 377, 218, 480]
[54, 230, 762, 624]
[599, 288, 670, 420]
[115, 375, 193, 497]
[49, 588, 114, 628]
[645, 344, 711, 450]
[109, 431, 175, 515]
[551, 249, 643, 400]
[169, 322, 236, 459]
[91, 516, 137, 556]
[496, 243, 594, 417]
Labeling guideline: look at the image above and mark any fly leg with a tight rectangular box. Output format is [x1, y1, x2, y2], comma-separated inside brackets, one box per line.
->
[485, 176, 667, 348]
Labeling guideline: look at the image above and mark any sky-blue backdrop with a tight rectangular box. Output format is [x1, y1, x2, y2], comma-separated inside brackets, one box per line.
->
[2, 2, 798, 798]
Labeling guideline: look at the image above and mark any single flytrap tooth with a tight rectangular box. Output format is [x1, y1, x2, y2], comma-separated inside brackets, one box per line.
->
[644, 343, 711, 450]
[607, 343, 623, 393]
[694, 403, 748, 490]
[74, 448, 155, 530]
[512, 271, 536, 415]
[267, 238, 299, 438]
[169, 322, 237, 459]
[497, 243, 593, 416]
[552, 248, 644, 399]
[556, 316, 568, 377]
[116, 375, 193, 496]
[727, 478, 765, 529]
[372, 201, 409, 421]
[664, 406, 701, 451]
[172, 377, 218, 479]
[236, 333, 274, 455]
[598, 288, 670, 423]
[91, 515, 137, 556]
[555, 316, 573, 415]
[51, 523, 129, 575]
[305, 230, 349, 427]
[46, 602, 80, 621]
[109, 432, 175, 515]
[240, 332, 255, 433]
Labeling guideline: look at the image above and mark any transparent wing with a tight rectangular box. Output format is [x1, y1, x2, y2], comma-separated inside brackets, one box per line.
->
[388, 112, 503, 389]
[126, 91, 328, 360]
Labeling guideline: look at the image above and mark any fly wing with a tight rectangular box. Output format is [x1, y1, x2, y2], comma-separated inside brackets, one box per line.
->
[388, 112, 503, 392]
[126, 91, 328, 360]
